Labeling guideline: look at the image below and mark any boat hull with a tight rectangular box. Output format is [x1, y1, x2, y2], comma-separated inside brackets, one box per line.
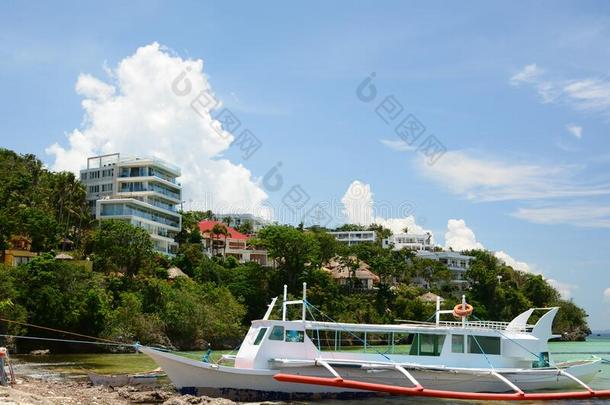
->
[140, 347, 601, 401]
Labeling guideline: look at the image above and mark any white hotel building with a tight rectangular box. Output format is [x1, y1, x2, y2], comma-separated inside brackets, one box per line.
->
[329, 231, 376, 246]
[80, 153, 182, 255]
[382, 233, 433, 251]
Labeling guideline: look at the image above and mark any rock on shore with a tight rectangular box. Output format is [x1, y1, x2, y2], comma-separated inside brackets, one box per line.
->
[0, 377, 261, 405]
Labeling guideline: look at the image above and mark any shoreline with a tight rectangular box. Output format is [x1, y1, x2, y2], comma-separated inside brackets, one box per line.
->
[0, 377, 246, 405]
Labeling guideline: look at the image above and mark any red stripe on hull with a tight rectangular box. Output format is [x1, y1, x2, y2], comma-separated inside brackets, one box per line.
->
[273, 373, 610, 401]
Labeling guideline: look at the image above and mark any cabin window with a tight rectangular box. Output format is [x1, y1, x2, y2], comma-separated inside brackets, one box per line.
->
[269, 326, 285, 341]
[253, 328, 267, 345]
[452, 335, 465, 353]
[468, 335, 501, 355]
[285, 330, 304, 343]
[388, 333, 412, 354]
[409, 334, 445, 356]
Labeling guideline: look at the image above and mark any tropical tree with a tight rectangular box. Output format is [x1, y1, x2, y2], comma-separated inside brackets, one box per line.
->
[236, 220, 253, 235]
[368, 223, 392, 244]
[211, 223, 229, 256]
[252, 225, 320, 291]
[87, 220, 155, 276]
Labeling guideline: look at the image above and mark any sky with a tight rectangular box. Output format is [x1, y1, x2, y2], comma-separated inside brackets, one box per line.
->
[1, 1, 609, 329]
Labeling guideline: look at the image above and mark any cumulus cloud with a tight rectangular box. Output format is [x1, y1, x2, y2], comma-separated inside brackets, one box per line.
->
[341, 181, 374, 226]
[494, 250, 533, 273]
[416, 150, 610, 202]
[547, 279, 574, 299]
[45, 43, 269, 216]
[341, 180, 430, 236]
[444, 219, 484, 251]
[566, 124, 583, 139]
[443, 219, 536, 275]
[604, 287, 610, 302]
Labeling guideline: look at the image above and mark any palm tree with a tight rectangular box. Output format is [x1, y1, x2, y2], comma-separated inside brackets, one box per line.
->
[211, 223, 228, 256]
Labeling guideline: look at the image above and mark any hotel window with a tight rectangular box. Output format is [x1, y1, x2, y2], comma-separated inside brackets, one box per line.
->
[452, 334, 464, 353]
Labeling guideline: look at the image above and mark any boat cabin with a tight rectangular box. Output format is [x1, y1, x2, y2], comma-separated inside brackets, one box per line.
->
[235, 284, 559, 371]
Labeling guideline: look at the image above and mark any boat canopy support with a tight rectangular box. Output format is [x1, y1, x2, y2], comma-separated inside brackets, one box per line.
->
[281, 283, 308, 322]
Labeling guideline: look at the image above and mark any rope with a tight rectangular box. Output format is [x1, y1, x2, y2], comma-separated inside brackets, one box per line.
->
[0, 317, 126, 346]
[470, 314, 566, 374]
[0, 334, 134, 347]
[305, 300, 392, 361]
[305, 303, 322, 351]
[469, 334, 495, 371]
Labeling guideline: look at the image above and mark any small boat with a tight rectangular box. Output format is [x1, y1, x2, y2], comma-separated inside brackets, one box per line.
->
[88, 369, 164, 387]
[140, 284, 610, 401]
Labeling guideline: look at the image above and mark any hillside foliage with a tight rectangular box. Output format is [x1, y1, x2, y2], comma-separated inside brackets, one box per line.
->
[0, 149, 590, 352]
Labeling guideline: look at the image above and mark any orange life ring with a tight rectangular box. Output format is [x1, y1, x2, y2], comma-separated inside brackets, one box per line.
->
[453, 303, 473, 317]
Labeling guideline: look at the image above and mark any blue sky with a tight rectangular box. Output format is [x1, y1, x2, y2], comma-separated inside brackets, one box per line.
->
[1, 1, 609, 329]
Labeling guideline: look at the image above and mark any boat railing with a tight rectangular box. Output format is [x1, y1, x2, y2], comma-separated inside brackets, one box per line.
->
[437, 320, 534, 332]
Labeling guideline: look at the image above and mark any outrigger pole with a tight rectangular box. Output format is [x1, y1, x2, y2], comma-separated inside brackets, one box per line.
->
[273, 372, 610, 401]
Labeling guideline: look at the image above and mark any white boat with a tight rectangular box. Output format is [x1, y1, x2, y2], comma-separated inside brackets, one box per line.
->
[140, 283, 609, 401]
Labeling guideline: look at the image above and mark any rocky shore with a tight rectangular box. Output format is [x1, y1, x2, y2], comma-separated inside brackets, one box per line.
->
[0, 377, 247, 405]
[0, 354, 287, 405]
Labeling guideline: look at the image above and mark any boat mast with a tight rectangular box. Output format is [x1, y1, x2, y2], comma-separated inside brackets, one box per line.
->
[302, 282, 307, 322]
[282, 284, 287, 320]
[281, 282, 307, 322]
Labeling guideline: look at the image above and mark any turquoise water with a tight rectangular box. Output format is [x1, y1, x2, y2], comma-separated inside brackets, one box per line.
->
[549, 336, 610, 391]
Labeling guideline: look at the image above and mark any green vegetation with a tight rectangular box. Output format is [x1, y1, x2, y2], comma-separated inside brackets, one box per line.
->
[0, 149, 590, 354]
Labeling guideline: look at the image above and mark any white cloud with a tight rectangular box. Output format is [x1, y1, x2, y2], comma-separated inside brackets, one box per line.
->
[341, 181, 374, 226]
[566, 124, 583, 139]
[512, 204, 610, 228]
[511, 64, 610, 115]
[444, 220, 536, 275]
[374, 216, 428, 236]
[341, 180, 431, 237]
[416, 150, 610, 201]
[380, 139, 416, 152]
[547, 279, 574, 299]
[510, 64, 543, 85]
[444, 219, 484, 251]
[494, 250, 533, 273]
[45, 43, 269, 216]
[604, 287, 610, 302]
[563, 79, 610, 113]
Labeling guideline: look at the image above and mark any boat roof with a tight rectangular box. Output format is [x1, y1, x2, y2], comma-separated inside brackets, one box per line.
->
[251, 319, 537, 336]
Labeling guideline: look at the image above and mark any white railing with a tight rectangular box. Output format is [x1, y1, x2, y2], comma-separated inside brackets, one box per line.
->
[437, 320, 534, 332]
